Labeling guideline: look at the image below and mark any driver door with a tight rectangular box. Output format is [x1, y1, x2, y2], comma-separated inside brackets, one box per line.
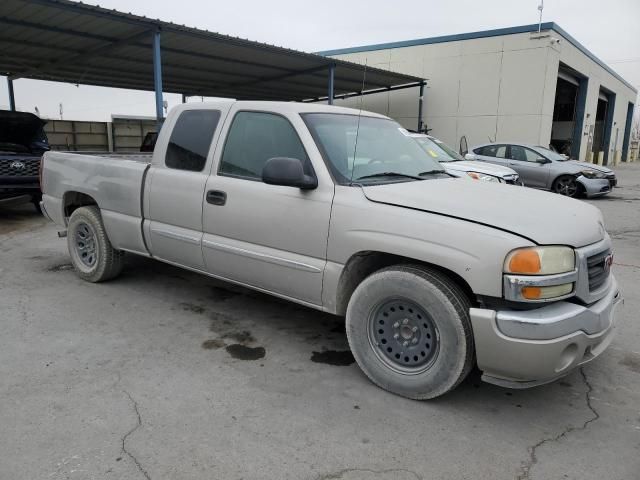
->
[505, 145, 550, 188]
[201, 109, 334, 306]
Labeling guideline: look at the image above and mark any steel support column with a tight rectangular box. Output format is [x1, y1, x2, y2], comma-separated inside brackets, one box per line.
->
[7, 77, 15, 111]
[152, 29, 164, 128]
[327, 64, 335, 105]
[417, 81, 425, 132]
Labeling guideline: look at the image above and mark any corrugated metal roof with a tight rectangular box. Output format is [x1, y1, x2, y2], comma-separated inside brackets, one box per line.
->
[0, 0, 424, 101]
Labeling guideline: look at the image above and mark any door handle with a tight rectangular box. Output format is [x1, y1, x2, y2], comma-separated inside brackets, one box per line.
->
[206, 190, 227, 206]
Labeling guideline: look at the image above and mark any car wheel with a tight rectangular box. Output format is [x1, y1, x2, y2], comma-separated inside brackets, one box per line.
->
[552, 175, 579, 197]
[67, 206, 124, 282]
[345, 265, 474, 400]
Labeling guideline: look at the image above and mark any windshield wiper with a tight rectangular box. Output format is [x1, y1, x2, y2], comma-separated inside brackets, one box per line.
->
[418, 169, 446, 176]
[356, 172, 425, 181]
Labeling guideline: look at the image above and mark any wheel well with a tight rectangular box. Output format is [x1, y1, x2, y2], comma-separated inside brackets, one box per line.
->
[63, 191, 98, 218]
[552, 174, 584, 193]
[335, 251, 475, 316]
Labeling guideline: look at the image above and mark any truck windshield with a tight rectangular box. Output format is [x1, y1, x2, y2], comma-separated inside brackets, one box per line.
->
[302, 113, 445, 184]
[413, 136, 464, 162]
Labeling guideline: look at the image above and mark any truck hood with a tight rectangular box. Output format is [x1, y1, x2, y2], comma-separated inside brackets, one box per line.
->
[362, 179, 604, 247]
[443, 160, 517, 177]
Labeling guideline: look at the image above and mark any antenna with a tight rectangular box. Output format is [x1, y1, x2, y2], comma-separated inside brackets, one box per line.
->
[537, 0, 544, 33]
[348, 59, 368, 186]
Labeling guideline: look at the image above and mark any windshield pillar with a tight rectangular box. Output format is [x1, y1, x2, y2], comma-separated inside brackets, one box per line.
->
[417, 80, 425, 133]
[6, 77, 15, 111]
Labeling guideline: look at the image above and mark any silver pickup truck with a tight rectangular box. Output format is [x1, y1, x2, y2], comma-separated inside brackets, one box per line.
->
[41, 101, 621, 399]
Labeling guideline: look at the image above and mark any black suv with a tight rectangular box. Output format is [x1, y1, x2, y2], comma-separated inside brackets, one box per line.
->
[0, 110, 50, 211]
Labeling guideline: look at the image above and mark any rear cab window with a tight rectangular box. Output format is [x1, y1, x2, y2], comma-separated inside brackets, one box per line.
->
[165, 110, 221, 171]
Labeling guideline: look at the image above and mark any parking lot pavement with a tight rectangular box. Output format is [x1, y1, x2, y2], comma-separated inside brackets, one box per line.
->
[1, 166, 639, 480]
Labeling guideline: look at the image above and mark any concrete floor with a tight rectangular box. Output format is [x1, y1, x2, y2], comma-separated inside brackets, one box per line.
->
[1, 165, 639, 480]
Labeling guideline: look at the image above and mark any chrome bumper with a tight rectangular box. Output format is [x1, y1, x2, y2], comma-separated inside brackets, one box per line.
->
[470, 276, 621, 388]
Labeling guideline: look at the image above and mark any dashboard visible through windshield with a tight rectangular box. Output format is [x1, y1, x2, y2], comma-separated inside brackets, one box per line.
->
[302, 113, 446, 185]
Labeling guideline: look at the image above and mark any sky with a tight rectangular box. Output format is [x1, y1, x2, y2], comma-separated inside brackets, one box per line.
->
[1, 0, 639, 121]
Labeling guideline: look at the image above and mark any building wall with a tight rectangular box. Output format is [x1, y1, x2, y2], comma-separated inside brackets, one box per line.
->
[43, 116, 156, 152]
[328, 27, 636, 162]
[556, 38, 636, 162]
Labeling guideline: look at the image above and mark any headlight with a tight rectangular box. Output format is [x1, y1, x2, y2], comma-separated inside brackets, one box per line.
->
[580, 169, 606, 179]
[503, 246, 577, 302]
[505, 246, 575, 275]
[466, 171, 501, 183]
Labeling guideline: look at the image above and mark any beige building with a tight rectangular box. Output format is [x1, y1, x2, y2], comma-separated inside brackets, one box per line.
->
[319, 23, 637, 164]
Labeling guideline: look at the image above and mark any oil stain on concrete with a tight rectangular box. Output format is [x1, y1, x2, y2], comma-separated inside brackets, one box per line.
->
[311, 350, 355, 366]
[225, 344, 266, 360]
[48, 263, 73, 272]
[620, 353, 640, 374]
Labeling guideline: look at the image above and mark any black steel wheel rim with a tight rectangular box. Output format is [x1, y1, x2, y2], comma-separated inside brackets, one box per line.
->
[368, 298, 439, 375]
[75, 222, 97, 267]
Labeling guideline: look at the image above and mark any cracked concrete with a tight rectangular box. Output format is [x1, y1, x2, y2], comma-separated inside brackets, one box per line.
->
[1, 162, 640, 479]
[516, 368, 600, 480]
[122, 391, 151, 480]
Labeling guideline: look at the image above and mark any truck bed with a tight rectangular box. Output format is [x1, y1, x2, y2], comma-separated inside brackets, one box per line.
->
[41, 150, 151, 255]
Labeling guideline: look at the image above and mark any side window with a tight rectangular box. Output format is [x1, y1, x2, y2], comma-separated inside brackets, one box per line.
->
[165, 110, 221, 171]
[219, 111, 309, 180]
[478, 145, 505, 158]
[509, 146, 540, 162]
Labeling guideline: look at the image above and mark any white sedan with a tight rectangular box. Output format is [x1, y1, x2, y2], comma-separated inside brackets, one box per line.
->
[410, 134, 522, 185]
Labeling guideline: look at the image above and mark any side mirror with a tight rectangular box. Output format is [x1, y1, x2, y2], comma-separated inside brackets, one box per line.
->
[262, 157, 317, 190]
[536, 157, 551, 164]
[464, 153, 476, 161]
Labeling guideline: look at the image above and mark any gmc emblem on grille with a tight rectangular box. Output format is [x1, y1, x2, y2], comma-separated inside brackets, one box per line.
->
[9, 161, 26, 170]
[604, 254, 613, 275]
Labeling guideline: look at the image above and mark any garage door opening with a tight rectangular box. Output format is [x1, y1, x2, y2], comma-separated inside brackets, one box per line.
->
[551, 68, 587, 159]
[589, 87, 616, 165]
[591, 94, 608, 158]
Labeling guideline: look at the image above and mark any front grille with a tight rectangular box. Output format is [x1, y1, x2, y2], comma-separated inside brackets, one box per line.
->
[0, 157, 41, 177]
[586, 249, 611, 291]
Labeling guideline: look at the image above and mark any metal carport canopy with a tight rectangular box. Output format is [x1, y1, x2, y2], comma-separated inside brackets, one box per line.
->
[0, 0, 425, 123]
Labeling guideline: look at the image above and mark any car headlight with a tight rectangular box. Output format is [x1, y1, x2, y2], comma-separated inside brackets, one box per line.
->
[505, 246, 575, 275]
[503, 246, 576, 301]
[466, 171, 501, 183]
[580, 169, 606, 179]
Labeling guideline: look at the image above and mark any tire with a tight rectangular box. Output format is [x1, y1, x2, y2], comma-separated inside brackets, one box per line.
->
[345, 265, 474, 400]
[552, 175, 579, 198]
[67, 206, 124, 282]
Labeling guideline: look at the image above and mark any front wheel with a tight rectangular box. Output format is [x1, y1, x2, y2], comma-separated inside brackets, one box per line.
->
[552, 175, 579, 197]
[345, 265, 474, 400]
[67, 206, 124, 282]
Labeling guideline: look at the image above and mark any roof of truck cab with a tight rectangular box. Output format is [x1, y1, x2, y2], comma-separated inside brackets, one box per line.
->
[177, 100, 391, 118]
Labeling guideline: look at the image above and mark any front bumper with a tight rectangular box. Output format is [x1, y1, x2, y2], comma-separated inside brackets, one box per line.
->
[470, 276, 621, 388]
[577, 176, 613, 198]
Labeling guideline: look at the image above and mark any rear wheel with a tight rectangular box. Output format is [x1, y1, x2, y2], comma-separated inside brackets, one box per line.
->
[345, 265, 474, 400]
[67, 206, 124, 282]
[552, 175, 579, 197]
